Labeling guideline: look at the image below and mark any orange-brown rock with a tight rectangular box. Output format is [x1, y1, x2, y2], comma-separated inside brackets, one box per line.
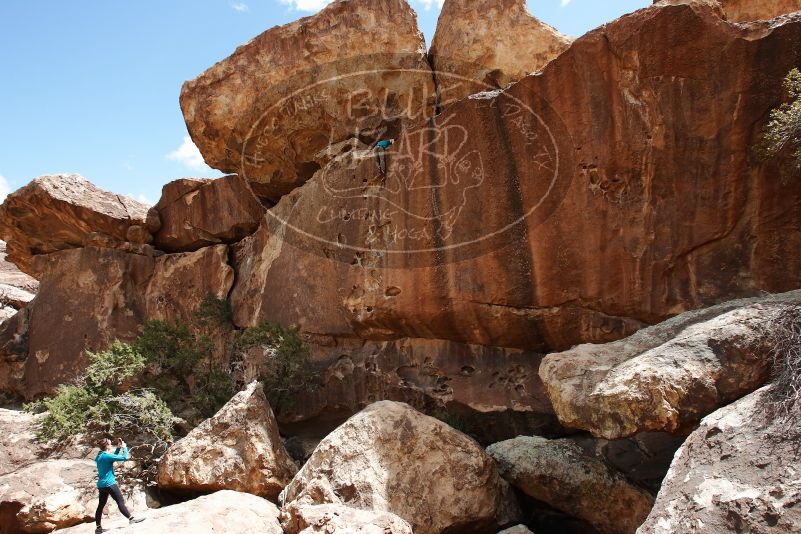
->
[0, 174, 149, 275]
[655, 0, 801, 20]
[721, 0, 801, 19]
[430, 0, 572, 104]
[0, 245, 233, 400]
[150, 175, 265, 253]
[230, 3, 801, 353]
[180, 0, 436, 199]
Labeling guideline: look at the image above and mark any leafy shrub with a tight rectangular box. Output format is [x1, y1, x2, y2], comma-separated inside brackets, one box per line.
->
[134, 320, 206, 377]
[762, 68, 801, 170]
[194, 294, 233, 327]
[26, 342, 174, 445]
[234, 322, 316, 409]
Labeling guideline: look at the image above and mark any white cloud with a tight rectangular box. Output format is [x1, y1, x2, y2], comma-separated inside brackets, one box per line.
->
[167, 136, 211, 172]
[279, 0, 331, 11]
[231, 2, 249, 12]
[129, 193, 154, 206]
[0, 175, 10, 204]
[415, 0, 444, 9]
[561, 0, 572, 6]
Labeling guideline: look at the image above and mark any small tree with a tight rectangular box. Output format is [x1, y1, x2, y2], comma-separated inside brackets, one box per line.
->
[762, 68, 801, 169]
[234, 322, 316, 410]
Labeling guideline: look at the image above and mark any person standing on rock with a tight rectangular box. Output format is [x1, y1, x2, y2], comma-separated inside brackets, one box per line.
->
[374, 138, 394, 175]
[95, 438, 145, 533]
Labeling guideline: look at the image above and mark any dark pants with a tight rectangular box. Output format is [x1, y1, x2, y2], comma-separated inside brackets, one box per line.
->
[95, 484, 131, 526]
[376, 147, 387, 174]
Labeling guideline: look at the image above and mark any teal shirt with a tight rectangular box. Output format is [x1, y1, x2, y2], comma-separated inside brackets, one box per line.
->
[376, 140, 392, 149]
[96, 447, 128, 488]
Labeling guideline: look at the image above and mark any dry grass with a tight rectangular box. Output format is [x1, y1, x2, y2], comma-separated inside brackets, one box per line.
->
[767, 304, 801, 423]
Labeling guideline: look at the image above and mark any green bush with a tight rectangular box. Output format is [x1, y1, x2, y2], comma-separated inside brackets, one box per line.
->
[26, 296, 316, 442]
[134, 320, 206, 377]
[762, 68, 801, 170]
[235, 322, 316, 409]
[26, 342, 174, 444]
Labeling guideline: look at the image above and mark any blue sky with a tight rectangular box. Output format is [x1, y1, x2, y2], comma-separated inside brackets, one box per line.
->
[0, 0, 649, 205]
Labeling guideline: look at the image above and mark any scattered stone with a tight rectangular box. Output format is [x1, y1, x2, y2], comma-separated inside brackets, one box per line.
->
[539, 291, 801, 439]
[488, 436, 654, 534]
[281, 401, 520, 534]
[157, 382, 297, 500]
[638, 386, 801, 533]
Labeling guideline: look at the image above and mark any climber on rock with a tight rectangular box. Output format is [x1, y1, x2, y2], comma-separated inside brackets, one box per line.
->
[374, 138, 394, 175]
[95, 438, 145, 533]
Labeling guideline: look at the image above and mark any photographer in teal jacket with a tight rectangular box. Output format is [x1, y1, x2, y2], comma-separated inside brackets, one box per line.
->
[94, 438, 145, 533]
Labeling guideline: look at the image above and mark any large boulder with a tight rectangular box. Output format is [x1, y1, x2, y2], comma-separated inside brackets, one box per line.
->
[229, 2, 801, 353]
[157, 382, 297, 500]
[539, 291, 801, 439]
[57, 490, 282, 534]
[282, 504, 413, 534]
[638, 386, 801, 533]
[272, 337, 559, 445]
[180, 0, 435, 198]
[0, 458, 150, 534]
[488, 436, 654, 534]
[429, 0, 572, 104]
[0, 244, 233, 400]
[280, 401, 520, 534]
[0, 174, 149, 275]
[150, 175, 265, 253]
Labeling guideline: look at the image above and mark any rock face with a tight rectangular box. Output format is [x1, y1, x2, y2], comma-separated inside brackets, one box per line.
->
[638, 386, 801, 533]
[430, 0, 572, 103]
[539, 291, 801, 439]
[0, 458, 150, 534]
[280, 401, 520, 534]
[488, 436, 654, 534]
[282, 504, 413, 534]
[150, 175, 265, 253]
[57, 490, 282, 534]
[157, 382, 297, 500]
[721, 0, 801, 20]
[0, 174, 148, 275]
[0, 244, 233, 400]
[180, 0, 435, 198]
[273, 337, 559, 445]
[656, 0, 801, 20]
[229, 2, 801, 353]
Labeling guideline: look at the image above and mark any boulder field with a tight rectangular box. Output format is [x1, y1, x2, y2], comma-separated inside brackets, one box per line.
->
[1, 0, 801, 532]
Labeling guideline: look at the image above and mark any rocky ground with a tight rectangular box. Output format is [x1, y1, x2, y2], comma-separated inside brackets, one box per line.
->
[1, 0, 801, 532]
